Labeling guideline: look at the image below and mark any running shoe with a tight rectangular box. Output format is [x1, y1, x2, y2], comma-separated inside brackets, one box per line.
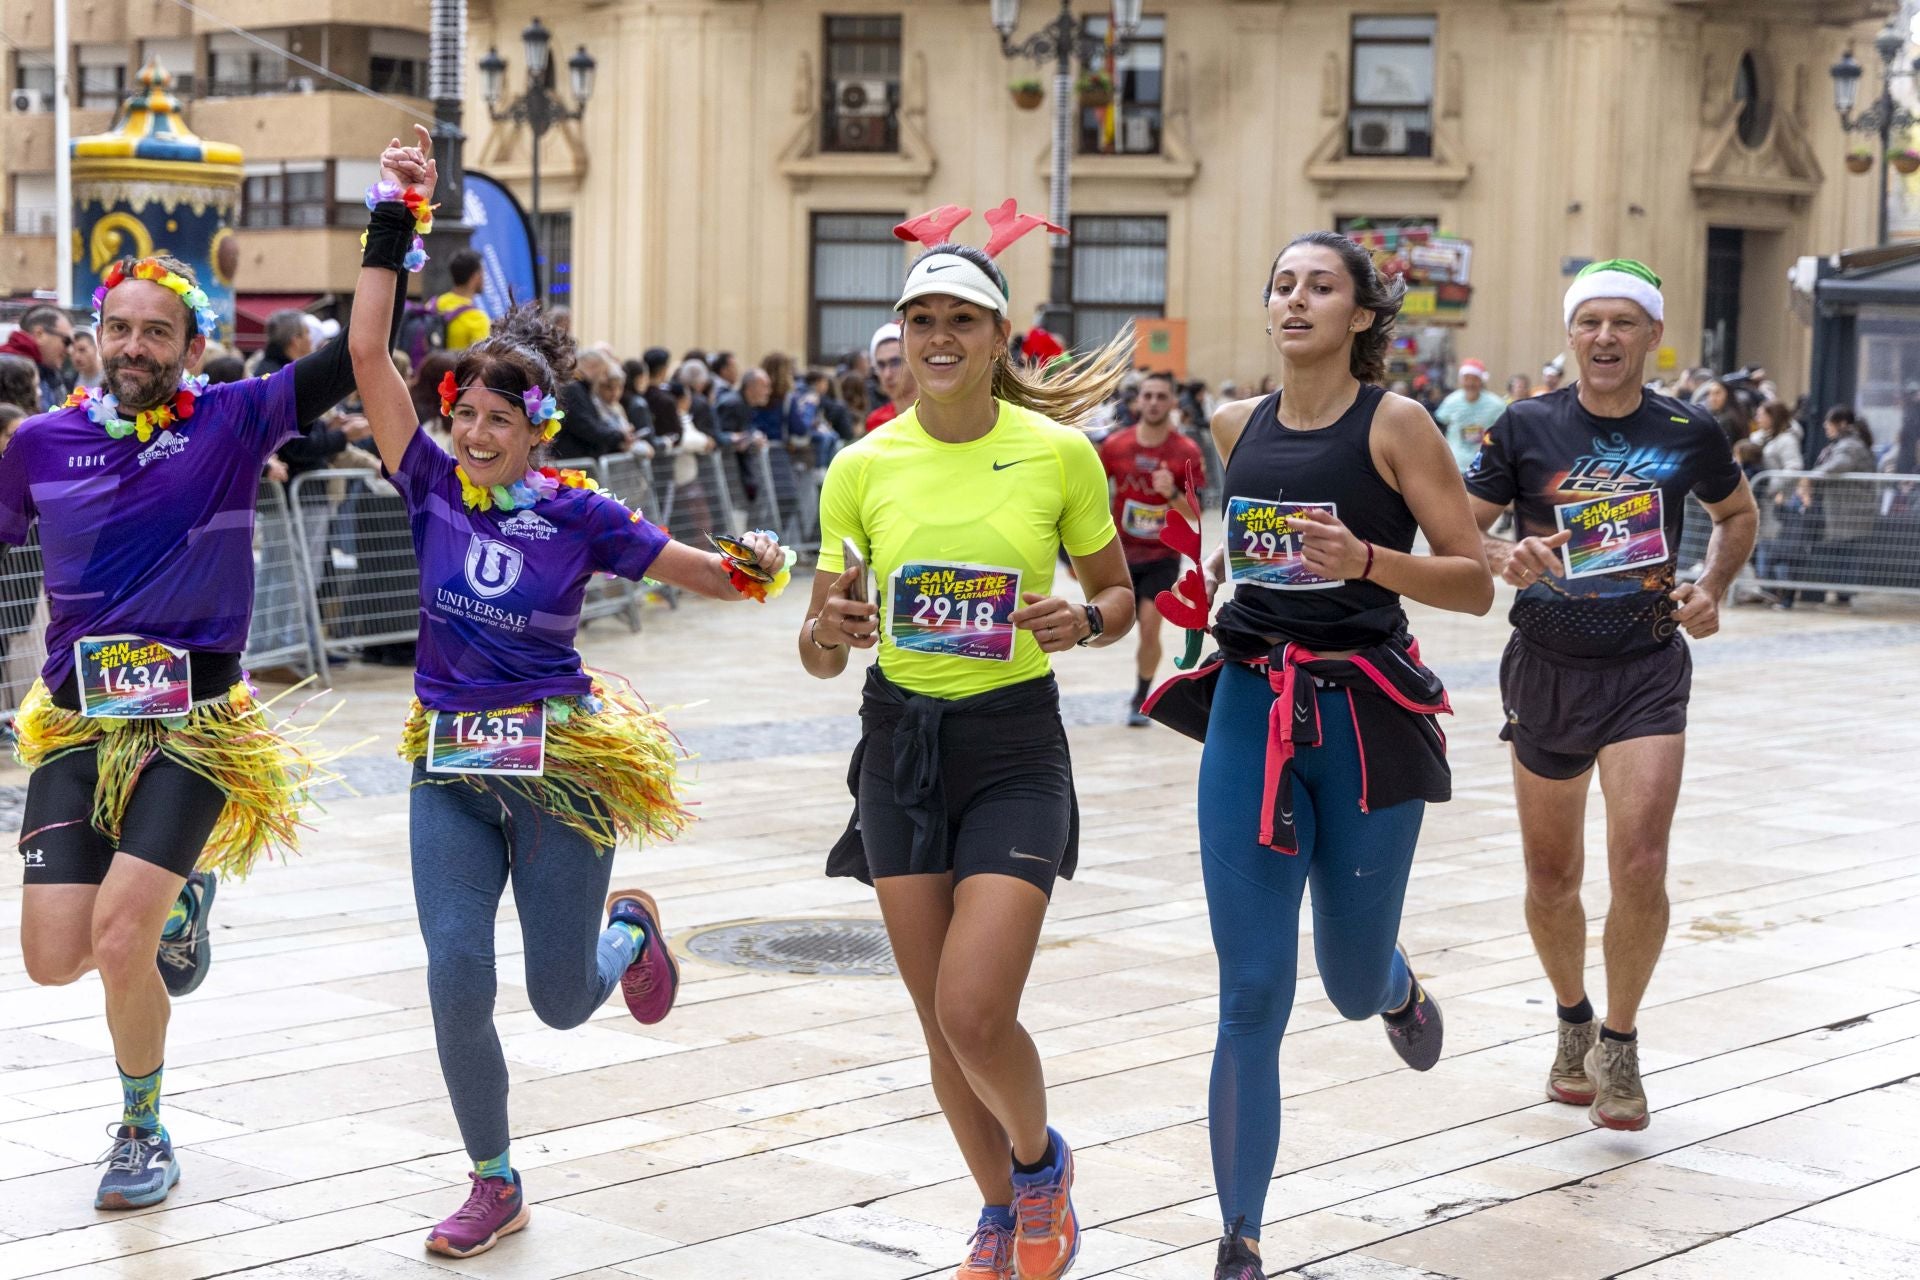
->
[1583, 1035, 1650, 1131]
[1010, 1127, 1079, 1280]
[956, 1214, 1015, 1278]
[157, 871, 217, 998]
[1381, 943, 1443, 1072]
[1126, 706, 1151, 728]
[1214, 1216, 1265, 1279]
[95, 1124, 179, 1209]
[606, 888, 679, 1025]
[1547, 1016, 1599, 1105]
[425, 1170, 529, 1258]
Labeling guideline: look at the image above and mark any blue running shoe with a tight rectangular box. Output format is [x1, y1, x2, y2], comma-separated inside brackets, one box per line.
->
[157, 871, 217, 998]
[95, 1125, 180, 1209]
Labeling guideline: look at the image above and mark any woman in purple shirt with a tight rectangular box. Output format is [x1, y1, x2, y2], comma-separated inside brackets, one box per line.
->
[349, 132, 787, 1261]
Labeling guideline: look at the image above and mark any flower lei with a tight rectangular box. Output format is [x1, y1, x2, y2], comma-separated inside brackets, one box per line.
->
[716, 531, 797, 603]
[64, 373, 209, 444]
[457, 463, 604, 513]
[93, 258, 222, 340]
[364, 181, 435, 272]
[439, 371, 566, 441]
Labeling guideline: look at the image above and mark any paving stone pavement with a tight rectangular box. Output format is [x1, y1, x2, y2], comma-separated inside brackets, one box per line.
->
[1, 580, 1916, 1279]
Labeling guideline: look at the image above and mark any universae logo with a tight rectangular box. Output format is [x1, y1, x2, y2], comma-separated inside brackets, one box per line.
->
[464, 535, 524, 599]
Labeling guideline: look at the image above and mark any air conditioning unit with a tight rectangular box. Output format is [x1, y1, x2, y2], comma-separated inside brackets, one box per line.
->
[9, 88, 48, 113]
[1349, 110, 1408, 156]
[836, 78, 891, 118]
[832, 114, 891, 152]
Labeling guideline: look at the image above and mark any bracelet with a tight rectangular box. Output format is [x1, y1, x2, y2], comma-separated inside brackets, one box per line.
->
[1361, 540, 1376, 580]
[362, 181, 435, 272]
[808, 616, 843, 651]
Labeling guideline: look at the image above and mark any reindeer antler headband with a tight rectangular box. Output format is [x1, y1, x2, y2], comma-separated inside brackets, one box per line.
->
[892, 199, 1067, 316]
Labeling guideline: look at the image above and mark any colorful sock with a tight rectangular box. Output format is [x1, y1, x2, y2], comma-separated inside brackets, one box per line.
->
[981, 1203, 1015, 1231]
[1601, 1024, 1637, 1043]
[1558, 996, 1594, 1024]
[1011, 1135, 1056, 1176]
[474, 1147, 511, 1182]
[160, 890, 192, 941]
[610, 918, 647, 953]
[119, 1062, 164, 1136]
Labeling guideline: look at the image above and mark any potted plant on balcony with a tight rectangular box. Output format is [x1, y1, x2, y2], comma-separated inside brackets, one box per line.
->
[1010, 78, 1044, 110]
[1846, 146, 1875, 174]
[1076, 69, 1114, 109]
[1892, 147, 1920, 175]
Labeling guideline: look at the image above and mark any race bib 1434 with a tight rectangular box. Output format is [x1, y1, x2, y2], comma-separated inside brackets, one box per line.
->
[427, 704, 547, 775]
[886, 561, 1022, 662]
[1225, 497, 1340, 590]
[73, 635, 192, 719]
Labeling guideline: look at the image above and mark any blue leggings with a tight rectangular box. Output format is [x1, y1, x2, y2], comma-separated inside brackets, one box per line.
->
[1198, 663, 1426, 1238]
[409, 767, 636, 1162]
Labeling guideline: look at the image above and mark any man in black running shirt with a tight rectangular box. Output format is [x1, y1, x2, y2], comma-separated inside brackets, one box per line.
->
[1463, 260, 1756, 1135]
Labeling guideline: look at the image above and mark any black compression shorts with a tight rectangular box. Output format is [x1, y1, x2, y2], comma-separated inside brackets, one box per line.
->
[19, 747, 226, 885]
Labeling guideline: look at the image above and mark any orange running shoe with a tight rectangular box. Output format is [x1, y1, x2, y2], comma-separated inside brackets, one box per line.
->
[955, 1211, 1015, 1278]
[1010, 1127, 1079, 1280]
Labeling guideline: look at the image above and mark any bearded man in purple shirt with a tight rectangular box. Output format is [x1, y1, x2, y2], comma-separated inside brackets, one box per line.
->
[0, 247, 407, 1210]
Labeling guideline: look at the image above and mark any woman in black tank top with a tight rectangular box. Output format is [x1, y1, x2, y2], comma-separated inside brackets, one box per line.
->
[1186, 232, 1492, 1279]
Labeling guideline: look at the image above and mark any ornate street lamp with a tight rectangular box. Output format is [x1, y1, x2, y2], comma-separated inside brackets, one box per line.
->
[1831, 24, 1920, 246]
[992, 1, 1143, 348]
[479, 17, 595, 299]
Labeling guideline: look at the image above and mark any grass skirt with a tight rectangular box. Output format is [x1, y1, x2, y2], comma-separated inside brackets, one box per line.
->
[12, 678, 326, 879]
[398, 673, 689, 853]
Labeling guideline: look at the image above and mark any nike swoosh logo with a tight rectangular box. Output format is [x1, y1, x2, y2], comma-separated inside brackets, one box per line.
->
[1008, 850, 1050, 863]
[992, 459, 1029, 471]
[926, 263, 957, 273]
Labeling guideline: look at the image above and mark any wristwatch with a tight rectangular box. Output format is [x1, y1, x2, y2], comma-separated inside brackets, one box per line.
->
[1076, 603, 1105, 647]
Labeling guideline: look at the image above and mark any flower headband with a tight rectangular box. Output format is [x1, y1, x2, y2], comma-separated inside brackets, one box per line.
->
[438, 370, 567, 440]
[93, 258, 222, 341]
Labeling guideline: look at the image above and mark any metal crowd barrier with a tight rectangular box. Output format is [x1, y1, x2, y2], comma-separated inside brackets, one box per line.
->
[1745, 468, 1920, 598]
[0, 531, 46, 720]
[245, 481, 322, 676]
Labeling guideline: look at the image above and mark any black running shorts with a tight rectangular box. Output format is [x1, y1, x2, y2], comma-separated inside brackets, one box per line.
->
[856, 709, 1073, 896]
[1498, 633, 1691, 780]
[19, 747, 226, 885]
[1128, 557, 1181, 606]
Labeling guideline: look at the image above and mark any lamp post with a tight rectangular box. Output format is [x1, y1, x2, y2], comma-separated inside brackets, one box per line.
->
[1831, 22, 1918, 247]
[478, 18, 595, 302]
[990, 0, 1142, 350]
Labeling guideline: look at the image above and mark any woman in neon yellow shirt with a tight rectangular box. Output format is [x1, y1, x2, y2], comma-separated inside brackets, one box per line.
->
[800, 209, 1135, 1280]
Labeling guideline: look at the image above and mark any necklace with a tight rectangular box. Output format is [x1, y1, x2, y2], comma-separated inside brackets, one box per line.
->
[65, 374, 208, 444]
[456, 464, 603, 513]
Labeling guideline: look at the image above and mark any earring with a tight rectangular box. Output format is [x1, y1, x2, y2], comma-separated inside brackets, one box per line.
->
[1265, 325, 1273, 334]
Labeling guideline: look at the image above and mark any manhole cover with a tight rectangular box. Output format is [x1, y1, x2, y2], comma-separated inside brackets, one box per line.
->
[680, 917, 897, 977]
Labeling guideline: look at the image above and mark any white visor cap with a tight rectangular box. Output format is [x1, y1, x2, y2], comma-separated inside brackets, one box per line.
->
[894, 252, 1008, 316]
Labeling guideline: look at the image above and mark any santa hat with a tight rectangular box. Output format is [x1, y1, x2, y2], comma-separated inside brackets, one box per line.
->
[1563, 258, 1663, 326]
[1457, 359, 1487, 382]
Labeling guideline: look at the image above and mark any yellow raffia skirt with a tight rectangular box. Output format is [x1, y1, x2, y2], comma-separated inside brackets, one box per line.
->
[11, 677, 329, 879]
[398, 672, 689, 852]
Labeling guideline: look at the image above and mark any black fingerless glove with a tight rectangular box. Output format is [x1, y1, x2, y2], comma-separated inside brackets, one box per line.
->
[362, 202, 417, 272]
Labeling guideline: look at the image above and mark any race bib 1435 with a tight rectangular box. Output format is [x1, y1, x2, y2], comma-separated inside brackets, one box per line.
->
[427, 704, 547, 775]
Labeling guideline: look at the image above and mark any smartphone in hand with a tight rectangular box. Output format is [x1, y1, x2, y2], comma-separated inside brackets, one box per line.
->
[843, 537, 868, 604]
